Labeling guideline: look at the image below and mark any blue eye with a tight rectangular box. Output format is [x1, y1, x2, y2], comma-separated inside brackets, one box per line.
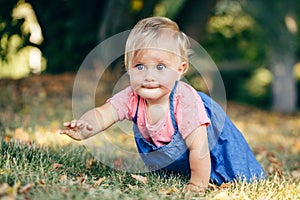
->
[136, 64, 145, 70]
[156, 64, 166, 71]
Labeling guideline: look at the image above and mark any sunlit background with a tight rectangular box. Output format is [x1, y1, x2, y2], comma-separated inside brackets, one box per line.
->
[1, 1, 45, 79]
[0, 0, 300, 146]
[1, 0, 300, 109]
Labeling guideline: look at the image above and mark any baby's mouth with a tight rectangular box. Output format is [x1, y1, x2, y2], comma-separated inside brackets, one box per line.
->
[141, 84, 160, 89]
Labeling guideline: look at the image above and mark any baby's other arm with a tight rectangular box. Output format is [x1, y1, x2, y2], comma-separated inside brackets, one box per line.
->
[60, 102, 118, 141]
[184, 125, 211, 193]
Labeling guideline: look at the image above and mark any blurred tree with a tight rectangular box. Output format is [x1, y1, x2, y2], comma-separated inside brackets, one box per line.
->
[0, 0, 46, 78]
[246, 0, 299, 113]
[28, 0, 104, 73]
[2, 0, 298, 112]
[28, 0, 162, 73]
[202, 1, 270, 106]
[175, 0, 218, 41]
[0, 0, 27, 61]
[98, 0, 159, 41]
[1, 0, 218, 74]
[202, 0, 300, 112]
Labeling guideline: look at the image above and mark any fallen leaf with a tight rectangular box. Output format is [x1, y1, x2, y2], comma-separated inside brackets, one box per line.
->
[159, 186, 180, 195]
[127, 184, 138, 191]
[291, 170, 300, 179]
[218, 182, 233, 189]
[19, 183, 35, 195]
[93, 177, 106, 187]
[0, 183, 10, 196]
[38, 180, 45, 185]
[130, 174, 148, 184]
[293, 142, 300, 153]
[60, 175, 67, 182]
[86, 158, 96, 169]
[76, 176, 87, 184]
[268, 164, 283, 176]
[4, 136, 11, 142]
[52, 163, 62, 170]
[267, 152, 281, 165]
[0, 182, 20, 200]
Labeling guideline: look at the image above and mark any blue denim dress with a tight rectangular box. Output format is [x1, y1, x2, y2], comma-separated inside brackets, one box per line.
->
[133, 82, 266, 185]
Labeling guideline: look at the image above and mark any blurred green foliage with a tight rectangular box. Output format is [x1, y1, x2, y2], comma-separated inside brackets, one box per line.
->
[202, 1, 271, 107]
[0, 0, 26, 61]
[0, 0, 300, 109]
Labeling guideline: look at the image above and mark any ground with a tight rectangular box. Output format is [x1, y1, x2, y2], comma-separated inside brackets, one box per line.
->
[0, 73, 299, 199]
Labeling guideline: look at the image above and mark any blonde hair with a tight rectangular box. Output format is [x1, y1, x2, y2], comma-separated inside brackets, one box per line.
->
[124, 16, 191, 73]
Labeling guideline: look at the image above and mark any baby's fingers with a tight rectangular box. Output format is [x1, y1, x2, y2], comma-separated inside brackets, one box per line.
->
[65, 120, 83, 129]
[59, 129, 82, 141]
[70, 120, 77, 128]
[59, 128, 70, 135]
[63, 121, 71, 127]
[60, 121, 79, 135]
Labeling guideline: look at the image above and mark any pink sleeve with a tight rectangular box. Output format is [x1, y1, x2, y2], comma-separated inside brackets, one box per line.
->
[106, 87, 138, 121]
[175, 82, 211, 139]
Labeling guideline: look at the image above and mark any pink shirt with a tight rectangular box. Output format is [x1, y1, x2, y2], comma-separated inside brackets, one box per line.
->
[107, 81, 210, 147]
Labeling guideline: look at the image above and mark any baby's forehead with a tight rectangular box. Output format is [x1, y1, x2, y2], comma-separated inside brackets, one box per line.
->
[132, 48, 182, 60]
[134, 37, 181, 56]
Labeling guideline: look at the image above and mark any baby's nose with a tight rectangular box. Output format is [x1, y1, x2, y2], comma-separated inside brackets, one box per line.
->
[144, 68, 156, 81]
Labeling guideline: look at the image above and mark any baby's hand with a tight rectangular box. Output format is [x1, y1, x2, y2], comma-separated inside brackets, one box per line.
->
[59, 120, 93, 141]
[184, 183, 206, 194]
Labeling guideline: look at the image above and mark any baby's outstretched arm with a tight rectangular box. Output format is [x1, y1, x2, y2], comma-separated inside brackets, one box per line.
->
[184, 125, 211, 193]
[60, 102, 118, 140]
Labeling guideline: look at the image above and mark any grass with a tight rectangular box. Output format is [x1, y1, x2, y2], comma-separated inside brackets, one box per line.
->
[0, 140, 299, 199]
[1, 140, 299, 200]
[0, 74, 300, 199]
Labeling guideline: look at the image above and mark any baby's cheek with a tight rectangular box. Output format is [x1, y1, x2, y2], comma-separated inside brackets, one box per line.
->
[130, 77, 142, 90]
[129, 75, 140, 86]
[158, 76, 178, 90]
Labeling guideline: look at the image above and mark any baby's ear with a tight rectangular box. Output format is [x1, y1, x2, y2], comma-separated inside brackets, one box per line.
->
[178, 61, 188, 75]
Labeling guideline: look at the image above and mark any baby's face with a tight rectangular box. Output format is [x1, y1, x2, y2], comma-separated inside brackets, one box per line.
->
[128, 48, 186, 104]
